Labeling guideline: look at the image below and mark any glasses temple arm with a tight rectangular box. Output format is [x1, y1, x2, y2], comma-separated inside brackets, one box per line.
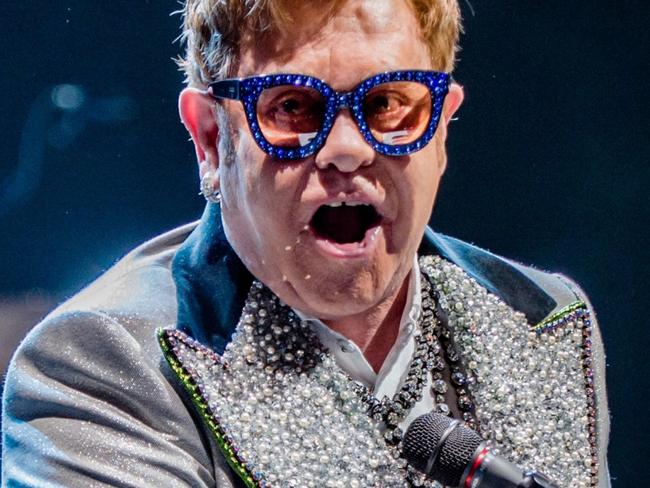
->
[208, 79, 241, 100]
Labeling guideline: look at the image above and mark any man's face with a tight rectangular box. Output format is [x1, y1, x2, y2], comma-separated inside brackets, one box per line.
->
[194, 0, 462, 320]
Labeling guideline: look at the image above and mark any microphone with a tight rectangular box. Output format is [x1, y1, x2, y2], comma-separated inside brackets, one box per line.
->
[402, 412, 560, 488]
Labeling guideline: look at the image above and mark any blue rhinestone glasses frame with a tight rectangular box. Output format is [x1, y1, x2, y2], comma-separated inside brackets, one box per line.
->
[208, 70, 450, 161]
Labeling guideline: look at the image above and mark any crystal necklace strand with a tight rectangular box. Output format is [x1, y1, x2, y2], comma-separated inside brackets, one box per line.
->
[353, 272, 478, 450]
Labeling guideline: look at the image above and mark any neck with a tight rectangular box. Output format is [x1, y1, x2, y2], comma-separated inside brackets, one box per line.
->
[324, 274, 411, 374]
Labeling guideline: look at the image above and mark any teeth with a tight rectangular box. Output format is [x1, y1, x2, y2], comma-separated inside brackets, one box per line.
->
[323, 201, 369, 208]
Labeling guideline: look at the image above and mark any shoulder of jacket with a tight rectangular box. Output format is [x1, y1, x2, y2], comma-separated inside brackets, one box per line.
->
[52, 223, 199, 329]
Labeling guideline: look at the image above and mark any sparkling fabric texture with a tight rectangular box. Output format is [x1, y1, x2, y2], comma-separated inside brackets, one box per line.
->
[162, 289, 413, 488]
[160, 256, 599, 488]
[419, 256, 598, 487]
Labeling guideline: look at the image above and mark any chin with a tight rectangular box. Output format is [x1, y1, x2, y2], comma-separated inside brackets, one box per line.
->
[283, 257, 399, 318]
[293, 286, 379, 320]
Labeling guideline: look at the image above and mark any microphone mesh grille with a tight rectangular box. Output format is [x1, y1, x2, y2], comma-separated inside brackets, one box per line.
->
[403, 412, 483, 487]
[437, 423, 483, 486]
[402, 412, 449, 471]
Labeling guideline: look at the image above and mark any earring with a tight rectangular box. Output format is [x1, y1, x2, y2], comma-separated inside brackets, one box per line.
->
[200, 171, 221, 203]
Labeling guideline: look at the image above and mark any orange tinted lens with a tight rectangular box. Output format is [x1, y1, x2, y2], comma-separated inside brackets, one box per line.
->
[257, 85, 325, 148]
[363, 81, 432, 146]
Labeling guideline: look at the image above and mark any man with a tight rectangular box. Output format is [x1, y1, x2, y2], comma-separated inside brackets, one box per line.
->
[2, 0, 610, 487]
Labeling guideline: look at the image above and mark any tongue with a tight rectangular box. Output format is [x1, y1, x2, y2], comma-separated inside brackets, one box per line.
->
[311, 205, 378, 244]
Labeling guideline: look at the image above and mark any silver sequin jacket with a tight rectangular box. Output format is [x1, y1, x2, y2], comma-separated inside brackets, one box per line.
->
[1, 205, 611, 487]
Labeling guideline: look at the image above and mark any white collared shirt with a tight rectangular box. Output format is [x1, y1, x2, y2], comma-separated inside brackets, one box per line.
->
[293, 256, 436, 427]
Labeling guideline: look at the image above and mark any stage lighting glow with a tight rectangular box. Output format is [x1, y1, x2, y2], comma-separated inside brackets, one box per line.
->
[51, 84, 86, 111]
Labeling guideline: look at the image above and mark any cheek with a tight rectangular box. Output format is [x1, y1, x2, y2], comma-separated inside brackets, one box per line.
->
[219, 143, 269, 270]
[222, 135, 279, 216]
[409, 150, 444, 201]
[391, 149, 443, 243]
[220, 144, 308, 265]
[414, 143, 445, 207]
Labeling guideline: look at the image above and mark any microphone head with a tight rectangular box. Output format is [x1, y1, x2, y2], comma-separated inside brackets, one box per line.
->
[402, 412, 483, 487]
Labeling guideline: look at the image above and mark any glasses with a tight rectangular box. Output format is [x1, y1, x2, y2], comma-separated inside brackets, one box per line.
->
[208, 70, 450, 161]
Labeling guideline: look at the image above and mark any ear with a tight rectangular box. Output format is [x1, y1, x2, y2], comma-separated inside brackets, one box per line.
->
[443, 82, 464, 124]
[437, 82, 464, 142]
[179, 87, 220, 178]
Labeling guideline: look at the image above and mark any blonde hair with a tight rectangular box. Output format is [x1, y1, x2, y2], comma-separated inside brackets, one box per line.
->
[177, 0, 462, 87]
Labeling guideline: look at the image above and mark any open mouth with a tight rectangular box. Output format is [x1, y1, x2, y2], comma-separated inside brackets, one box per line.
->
[310, 202, 382, 245]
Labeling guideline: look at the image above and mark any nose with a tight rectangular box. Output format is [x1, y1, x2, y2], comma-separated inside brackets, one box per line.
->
[314, 110, 375, 172]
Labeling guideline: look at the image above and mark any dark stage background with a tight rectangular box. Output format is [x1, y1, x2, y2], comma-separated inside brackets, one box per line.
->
[1, 1, 647, 485]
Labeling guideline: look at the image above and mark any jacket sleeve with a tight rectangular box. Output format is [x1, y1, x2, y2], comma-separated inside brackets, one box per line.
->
[1, 310, 226, 487]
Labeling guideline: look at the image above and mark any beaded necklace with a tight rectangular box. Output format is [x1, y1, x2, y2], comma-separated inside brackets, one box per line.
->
[354, 272, 478, 453]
